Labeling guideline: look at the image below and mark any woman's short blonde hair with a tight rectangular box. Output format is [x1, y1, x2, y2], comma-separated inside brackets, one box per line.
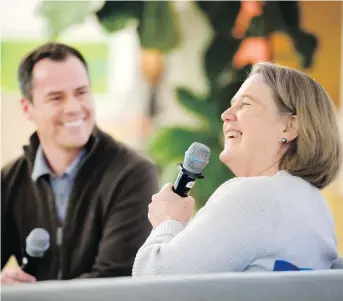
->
[249, 62, 342, 189]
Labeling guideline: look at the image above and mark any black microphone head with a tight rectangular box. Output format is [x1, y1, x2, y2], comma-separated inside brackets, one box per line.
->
[183, 142, 210, 174]
[26, 228, 50, 258]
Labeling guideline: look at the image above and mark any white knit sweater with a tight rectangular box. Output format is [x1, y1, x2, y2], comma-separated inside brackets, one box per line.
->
[132, 170, 337, 276]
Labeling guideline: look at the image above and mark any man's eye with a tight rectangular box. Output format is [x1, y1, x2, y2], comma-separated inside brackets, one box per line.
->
[241, 102, 251, 107]
[51, 97, 61, 101]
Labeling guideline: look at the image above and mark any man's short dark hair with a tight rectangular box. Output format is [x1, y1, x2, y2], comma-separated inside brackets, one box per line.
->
[18, 42, 89, 101]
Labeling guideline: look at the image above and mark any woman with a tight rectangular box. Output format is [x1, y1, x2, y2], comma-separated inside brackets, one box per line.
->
[133, 62, 342, 276]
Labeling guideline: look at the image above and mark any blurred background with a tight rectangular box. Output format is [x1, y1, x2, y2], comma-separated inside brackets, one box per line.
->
[1, 0, 342, 255]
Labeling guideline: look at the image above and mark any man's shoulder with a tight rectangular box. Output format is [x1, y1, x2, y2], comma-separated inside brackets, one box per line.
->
[92, 130, 158, 204]
[1, 155, 29, 204]
[96, 129, 155, 169]
[1, 155, 28, 183]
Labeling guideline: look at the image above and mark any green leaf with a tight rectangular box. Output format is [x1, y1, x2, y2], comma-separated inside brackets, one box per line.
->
[148, 127, 206, 166]
[37, 1, 96, 39]
[96, 1, 182, 52]
[286, 29, 318, 68]
[95, 1, 143, 33]
[99, 13, 138, 33]
[262, 1, 318, 68]
[176, 88, 222, 133]
[245, 15, 271, 37]
[211, 65, 251, 114]
[204, 35, 241, 84]
[211, 82, 241, 115]
[195, 1, 241, 34]
[138, 1, 181, 52]
[158, 160, 183, 189]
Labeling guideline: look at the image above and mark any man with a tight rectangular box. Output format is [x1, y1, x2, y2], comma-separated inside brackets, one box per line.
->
[1, 42, 158, 284]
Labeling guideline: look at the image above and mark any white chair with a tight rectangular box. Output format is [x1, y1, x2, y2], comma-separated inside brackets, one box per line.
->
[2, 270, 343, 301]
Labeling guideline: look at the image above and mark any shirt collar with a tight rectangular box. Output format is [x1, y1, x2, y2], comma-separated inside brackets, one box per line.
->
[31, 145, 86, 182]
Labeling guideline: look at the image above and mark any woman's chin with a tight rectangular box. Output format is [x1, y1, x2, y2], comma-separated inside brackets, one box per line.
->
[219, 149, 232, 166]
[220, 147, 241, 172]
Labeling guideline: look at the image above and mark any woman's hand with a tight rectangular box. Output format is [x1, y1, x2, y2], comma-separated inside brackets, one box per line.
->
[148, 184, 195, 228]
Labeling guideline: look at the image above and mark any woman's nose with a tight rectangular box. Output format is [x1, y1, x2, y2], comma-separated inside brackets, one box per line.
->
[221, 107, 237, 122]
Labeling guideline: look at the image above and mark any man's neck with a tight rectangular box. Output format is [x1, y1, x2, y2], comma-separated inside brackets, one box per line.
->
[40, 143, 81, 176]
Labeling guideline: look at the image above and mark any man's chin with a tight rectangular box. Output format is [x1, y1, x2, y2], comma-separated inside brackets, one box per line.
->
[60, 143, 87, 150]
[60, 130, 92, 147]
[58, 137, 89, 150]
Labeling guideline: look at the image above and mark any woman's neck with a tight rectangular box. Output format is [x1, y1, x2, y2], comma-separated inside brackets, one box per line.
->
[256, 160, 280, 177]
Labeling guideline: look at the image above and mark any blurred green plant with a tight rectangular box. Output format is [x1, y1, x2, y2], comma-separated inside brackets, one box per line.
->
[37, 1, 98, 39]
[37, 0, 318, 208]
[38, 0, 181, 52]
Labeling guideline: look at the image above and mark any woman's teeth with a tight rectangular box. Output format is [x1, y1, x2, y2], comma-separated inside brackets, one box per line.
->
[226, 131, 242, 139]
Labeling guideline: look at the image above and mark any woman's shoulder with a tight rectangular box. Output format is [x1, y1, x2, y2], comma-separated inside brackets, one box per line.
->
[215, 172, 277, 192]
[207, 176, 268, 207]
[203, 174, 278, 220]
[209, 170, 313, 203]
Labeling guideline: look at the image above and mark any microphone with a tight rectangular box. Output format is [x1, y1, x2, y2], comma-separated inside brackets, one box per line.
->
[21, 228, 50, 276]
[173, 142, 210, 197]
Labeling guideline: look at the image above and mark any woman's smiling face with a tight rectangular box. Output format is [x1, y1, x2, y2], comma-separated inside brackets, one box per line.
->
[219, 74, 291, 177]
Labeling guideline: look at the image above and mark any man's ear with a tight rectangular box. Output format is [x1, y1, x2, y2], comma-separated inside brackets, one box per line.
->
[20, 97, 34, 121]
[282, 115, 298, 142]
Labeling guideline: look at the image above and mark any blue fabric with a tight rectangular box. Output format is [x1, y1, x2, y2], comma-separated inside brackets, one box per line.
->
[32, 145, 86, 223]
[273, 260, 312, 271]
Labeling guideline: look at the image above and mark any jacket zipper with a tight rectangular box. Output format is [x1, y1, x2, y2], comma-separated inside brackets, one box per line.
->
[59, 147, 94, 279]
[50, 144, 95, 279]
[44, 182, 63, 279]
[56, 227, 63, 279]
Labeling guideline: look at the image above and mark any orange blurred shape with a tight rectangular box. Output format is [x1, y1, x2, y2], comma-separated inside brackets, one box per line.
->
[232, 1, 264, 39]
[141, 48, 165, 84]
[233, 36, 272, 68]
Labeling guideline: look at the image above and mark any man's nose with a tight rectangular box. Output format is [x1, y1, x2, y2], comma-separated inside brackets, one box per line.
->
[64, 96, 81, 114]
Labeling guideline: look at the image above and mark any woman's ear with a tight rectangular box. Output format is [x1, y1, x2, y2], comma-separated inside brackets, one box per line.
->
[282, 115, 298, 142]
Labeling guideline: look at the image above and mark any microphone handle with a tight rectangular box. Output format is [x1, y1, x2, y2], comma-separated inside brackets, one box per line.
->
[173, 170, 197, 197]
[21, 253, 42, 276]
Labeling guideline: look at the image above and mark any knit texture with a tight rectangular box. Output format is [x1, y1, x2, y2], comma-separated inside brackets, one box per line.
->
[133, 170, 337, 276]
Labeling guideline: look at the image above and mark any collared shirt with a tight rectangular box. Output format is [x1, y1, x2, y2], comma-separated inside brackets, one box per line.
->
[32, 145, 86, 224]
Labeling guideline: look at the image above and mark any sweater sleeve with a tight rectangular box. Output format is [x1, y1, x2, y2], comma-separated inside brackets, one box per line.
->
[132, 178, 271, 276]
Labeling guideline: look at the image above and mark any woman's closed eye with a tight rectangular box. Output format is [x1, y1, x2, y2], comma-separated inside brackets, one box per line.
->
[241, 102, 251, 108]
